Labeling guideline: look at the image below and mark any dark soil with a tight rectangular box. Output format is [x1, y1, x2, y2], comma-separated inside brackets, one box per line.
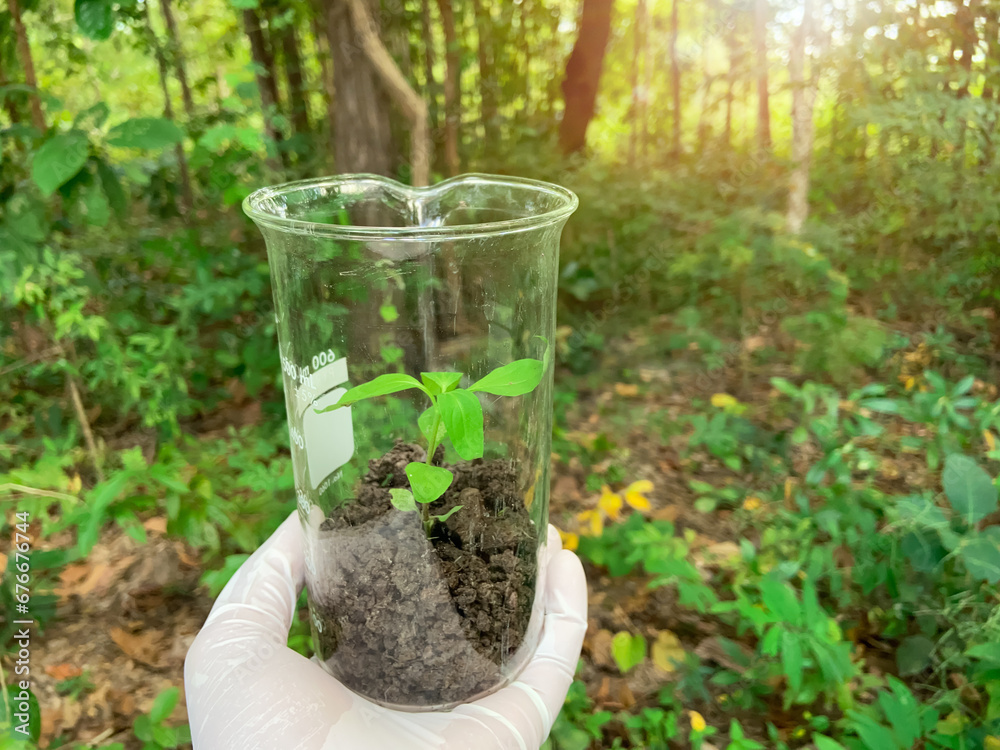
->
[309, 441, 540, 708]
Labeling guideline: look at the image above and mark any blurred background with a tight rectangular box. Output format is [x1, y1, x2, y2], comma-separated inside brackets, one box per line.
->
[2, 0, 1000, 746]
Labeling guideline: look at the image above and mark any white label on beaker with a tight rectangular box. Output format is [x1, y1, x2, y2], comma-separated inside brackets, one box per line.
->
[299, 355, 355, 491]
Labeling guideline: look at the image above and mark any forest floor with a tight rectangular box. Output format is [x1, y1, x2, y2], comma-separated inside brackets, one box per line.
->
[13, 315, 997, 749]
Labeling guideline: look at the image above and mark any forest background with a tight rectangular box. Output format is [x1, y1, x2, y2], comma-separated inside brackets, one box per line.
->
[3, 0, 1000, 746]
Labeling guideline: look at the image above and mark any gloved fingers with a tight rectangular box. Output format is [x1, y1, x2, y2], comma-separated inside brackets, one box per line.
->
[202, 511, 304, 642]
[447, 546, 587, 749]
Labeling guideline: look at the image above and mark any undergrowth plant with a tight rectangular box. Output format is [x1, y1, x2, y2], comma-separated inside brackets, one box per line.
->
[318, 356, 544, 532]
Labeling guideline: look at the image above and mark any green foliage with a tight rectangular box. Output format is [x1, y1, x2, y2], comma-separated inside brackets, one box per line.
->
[132, 687, 191, 750]
[318, 358, 544, 530]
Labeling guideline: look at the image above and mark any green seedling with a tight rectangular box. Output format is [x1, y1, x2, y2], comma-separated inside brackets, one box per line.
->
[317, 357, 545, 532]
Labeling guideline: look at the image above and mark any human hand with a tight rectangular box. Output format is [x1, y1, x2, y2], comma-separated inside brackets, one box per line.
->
[184, 512, 588, 749]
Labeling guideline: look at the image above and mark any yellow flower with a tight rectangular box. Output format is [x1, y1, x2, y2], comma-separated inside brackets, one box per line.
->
[689, 710, 707, 733]
[598, 485, 623, 520]
[557, 528, 579, 551]
[576, 509, 604, 537]
[68, 473, 82, 494]
[742, 495, 762, 511]
[624, 480, 653, 511]
[904, 375, 916, 391]
[711, 393, 737, 409]
[985, 430, 997, 452]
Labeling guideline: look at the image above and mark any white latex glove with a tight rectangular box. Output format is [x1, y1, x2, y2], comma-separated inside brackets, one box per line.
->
[185, 512, 588, 750]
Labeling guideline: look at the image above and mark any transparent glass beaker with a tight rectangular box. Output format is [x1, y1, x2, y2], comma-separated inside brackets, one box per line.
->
[244, 174, 577, 710]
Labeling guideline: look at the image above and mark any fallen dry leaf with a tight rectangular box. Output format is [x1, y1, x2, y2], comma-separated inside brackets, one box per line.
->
[651, 630, 685, 673]
[587, 629, 616, 670]
[44, 663, 83, 681]
[143, 516, 167, 535]
[110, 627, 166, 668]
[614, 383, 639, 397]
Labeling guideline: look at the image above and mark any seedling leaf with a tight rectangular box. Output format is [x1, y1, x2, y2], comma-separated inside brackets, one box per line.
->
[418, 405, 446, 447]
[437, 390, 484, 460]
[469, 358, 544, 396]
[432, 505, 463, 524]
[315, 373, 427, 412]
[405, 462, 453, 504]
[421, 372, 463, 395]
[389, 488, 416, 512]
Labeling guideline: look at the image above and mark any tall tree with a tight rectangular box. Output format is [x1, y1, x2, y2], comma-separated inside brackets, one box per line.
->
[279, 20, 311, 136]
[243, 8, 284, 148]
[472, 0, 499, 144]
[435, 0, 461, 174]
[325, 0, 391, 176]
[143, 1, 193, 211]
[343, 0, 430, 185]
[420, 0, 440, 137]
[0, 45, 22, 125]
[159, 0, 195, 120]
[754, 0, 771, 149]
[669, 0, 681, 156]
[786, 0, 817, 234]
[8, 0, 44, 131]
[629, 0, 647, 164]
[559, 0, 615, 154]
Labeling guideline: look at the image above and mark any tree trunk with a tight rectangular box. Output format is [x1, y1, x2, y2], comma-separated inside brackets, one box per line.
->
[0, 57, 22, 124]
[786, 0, 816, 235]
[559, 0, 615, 154]
[326, 0, 393, 176]
[311, 12, 337, 167]
[159, 0, 195, 120]
[981, 4, 999, 164]
[472, 0, 499, 144]
[670, 0, 681, 157]
[420, 0, 440, 136]
[724, 35, 735, 149]
[8, 0, 44, 131]
[144, 2, 193, 211]
[343, 0, 430, 185]
[243, 8, 284, 145]
[629, 0, 645, 164]
[754, 0, 771, 150]
[280, 22, 311, 135]
[435, 0, 461, 174]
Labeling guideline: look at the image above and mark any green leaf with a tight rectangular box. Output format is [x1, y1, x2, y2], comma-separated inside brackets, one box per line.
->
[611, 631, 646, 673]
[966, 642, 1000, 665]
[75, 0, 114, 40]
[942, 453, 997, 525]
[315, 373, 426, 412]
[1, 684, 41, 742]
[420, 372, 463, 395]
[812, 735, 848, 750]
[31, 131, 89, 196]
[958, 528, 1000, 583]
[781, 630, 804, 695]
[432, 505, 463, 523]
[74, 101, 110, 130]
[78, 471, 132, 555]
[97, 159, 127, 218]
[107, 117, 185, 149]
[436, 390, 484, 460]
[150, 687, 180, 724]
[405, 462, 453, 504]
[469, 358, 544, 396]
[379, 303, 398, 322]
[82, 181, 110, 227]
[230, 0, 259, 7]
[133, 713, 154, 742]
[759, 578, 802, 627]
[896, 635, 934, 675]
[880, 678, 921, 748]
[418, 405, 446, 447]
[389, 488, 416, 512]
